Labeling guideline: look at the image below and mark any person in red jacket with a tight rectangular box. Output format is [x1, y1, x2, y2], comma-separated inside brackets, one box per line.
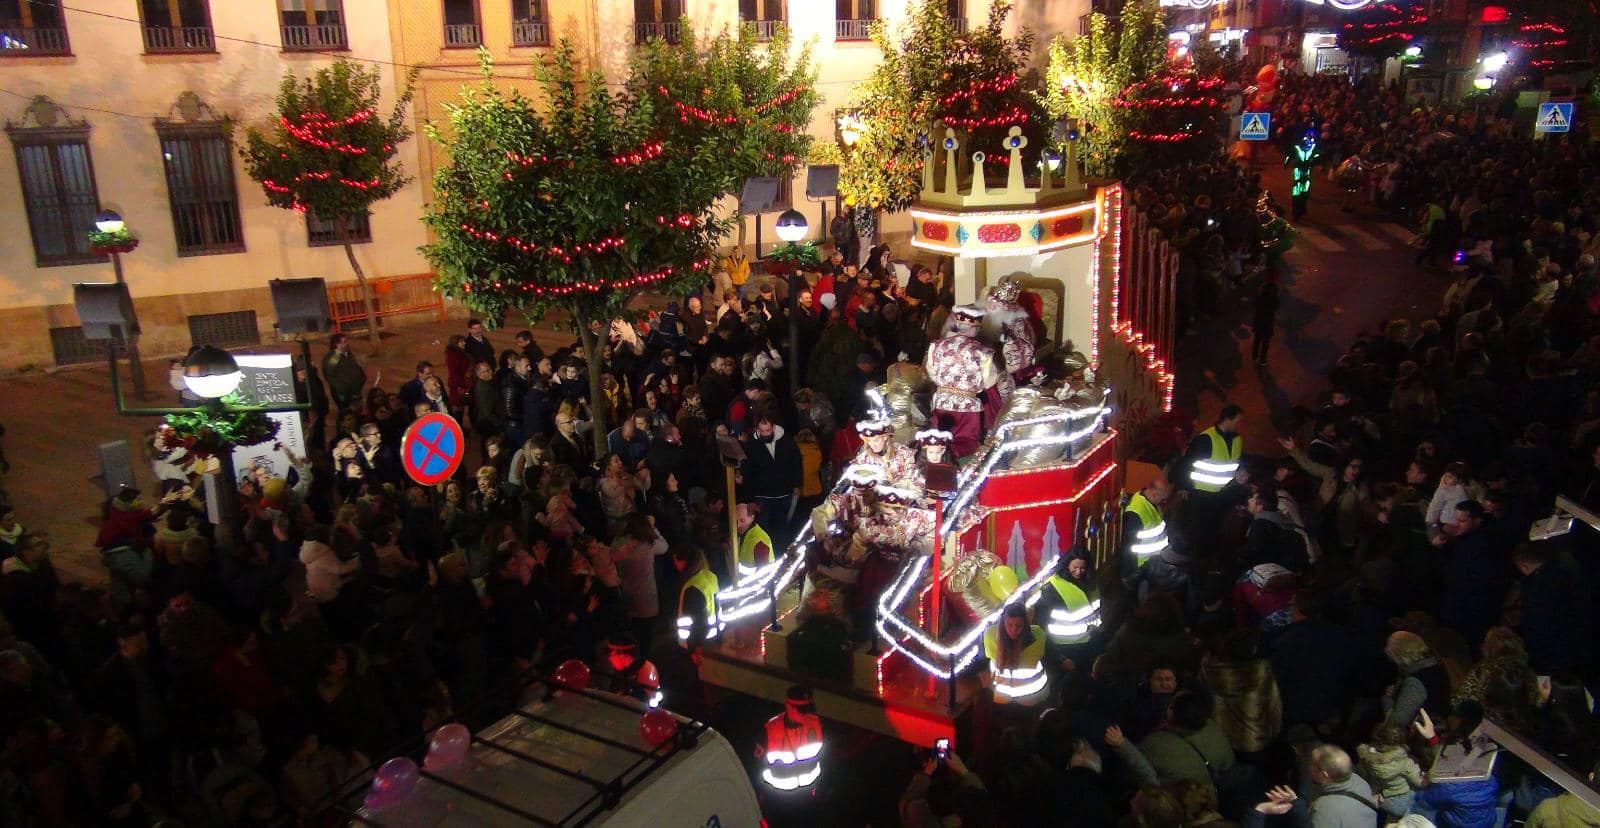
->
[96, 485, 154, 549]
[759, 685, 823, 793]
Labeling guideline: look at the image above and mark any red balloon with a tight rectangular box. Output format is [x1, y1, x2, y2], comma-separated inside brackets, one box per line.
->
[639, 709, 678, 748]
[553, 659, 591, 691]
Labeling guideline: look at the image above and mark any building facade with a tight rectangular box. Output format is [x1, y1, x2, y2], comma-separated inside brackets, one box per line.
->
[0, 0, 427, 372]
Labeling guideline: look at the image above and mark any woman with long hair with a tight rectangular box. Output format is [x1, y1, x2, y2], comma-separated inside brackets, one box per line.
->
[983, 602, 1048, 706]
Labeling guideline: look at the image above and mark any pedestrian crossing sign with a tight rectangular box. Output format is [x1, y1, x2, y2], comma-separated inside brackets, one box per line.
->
[1240, 112, 1270, 141]
[1536, 102, 1573, 134]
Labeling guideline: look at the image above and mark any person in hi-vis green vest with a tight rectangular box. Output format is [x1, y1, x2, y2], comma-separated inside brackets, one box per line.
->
[736, 502, 774, 581]
[1121, 478, 1173, 586]
[1034, 548, 1102, 673]
[674, 546, 722, 666]
[1180, 404, 1245, 559]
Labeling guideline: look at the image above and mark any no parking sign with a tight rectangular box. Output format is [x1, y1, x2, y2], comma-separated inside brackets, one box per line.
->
[402, 412, 465, 485]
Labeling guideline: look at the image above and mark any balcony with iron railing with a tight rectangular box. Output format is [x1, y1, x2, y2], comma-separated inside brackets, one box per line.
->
[634, 20, 681, 45]
[280, 22, 347, 50]
[836, 18, 872, 41]
[443, 22, 481, 47]
[0, 25, 70, 53]
[512, 18, 548, 46]
[742, 18, 781, 41]
[143, 25, 214, 53]
[952, 16, 968, 34]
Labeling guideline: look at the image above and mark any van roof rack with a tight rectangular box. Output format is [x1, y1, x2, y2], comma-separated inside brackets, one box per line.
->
[317, 667, 710, 827]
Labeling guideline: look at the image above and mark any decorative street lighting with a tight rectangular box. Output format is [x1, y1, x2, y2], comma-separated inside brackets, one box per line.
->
[181, 345, 244, 399]
[89, 209, 147, 397]
[773, 208, 810, 399]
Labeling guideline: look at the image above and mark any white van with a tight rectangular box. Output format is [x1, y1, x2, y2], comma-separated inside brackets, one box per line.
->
[330, 687, 763, 828]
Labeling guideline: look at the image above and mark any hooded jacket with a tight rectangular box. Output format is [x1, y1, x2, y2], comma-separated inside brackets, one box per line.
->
[1527, 792, 1600, 828]
[1355, 743, 1422, 798]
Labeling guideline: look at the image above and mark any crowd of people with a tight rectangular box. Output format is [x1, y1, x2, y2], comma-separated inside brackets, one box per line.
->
[897, 76, 1600, 828]
[5, 65, 1600, 828]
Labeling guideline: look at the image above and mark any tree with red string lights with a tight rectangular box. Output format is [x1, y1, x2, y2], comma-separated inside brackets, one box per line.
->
[423, 42, 815, 454]
[244, 60, 416, 353]
[1336, 1, 1429, 60]
[1117, 71, 1230, 171]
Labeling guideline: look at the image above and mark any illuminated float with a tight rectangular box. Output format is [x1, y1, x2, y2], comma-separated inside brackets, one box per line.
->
[696, 120, 1179, 747]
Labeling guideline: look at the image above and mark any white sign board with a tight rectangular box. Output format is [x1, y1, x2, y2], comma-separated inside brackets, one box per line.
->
[230, 353, 307, 491]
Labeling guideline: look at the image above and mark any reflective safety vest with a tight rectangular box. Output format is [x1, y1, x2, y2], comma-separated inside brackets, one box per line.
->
[676, 569, 723, 648]
[1124, 492, 1171, 566]
[1045, 576, 1102, 645]
[983, 624, 1049, 705]
[737, 523, 774, 579]
[762, 711, 823, 791]
[1189, 427, 1242, 492]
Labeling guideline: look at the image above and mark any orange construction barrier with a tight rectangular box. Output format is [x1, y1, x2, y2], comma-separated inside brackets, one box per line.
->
[327, 273, 446, 332]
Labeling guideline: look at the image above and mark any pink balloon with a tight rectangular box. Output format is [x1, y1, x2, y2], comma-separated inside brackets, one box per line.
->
[554, 658, 591, 691]
[364, 757, 419, 810]
[640, 709, 678, 748]
[425, 723, 472, 770]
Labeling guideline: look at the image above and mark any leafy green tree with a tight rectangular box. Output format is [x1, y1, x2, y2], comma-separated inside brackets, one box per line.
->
[422, 41, 815, 453]
[243, 60, 415, 353]
[631, 23, 818, 249]
[1043, 0, 1167, 177]
[827, 0, 1039, 215]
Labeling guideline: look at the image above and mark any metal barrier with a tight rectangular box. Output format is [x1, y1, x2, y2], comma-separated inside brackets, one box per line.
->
[1120, 201, 1179, 373]
[326, 273, 445, 333]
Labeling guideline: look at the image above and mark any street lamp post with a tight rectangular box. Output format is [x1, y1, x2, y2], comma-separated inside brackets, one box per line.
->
[104, 341, 311, 552]
[774, 208, 809, 399]
[95, 210, 147, 399]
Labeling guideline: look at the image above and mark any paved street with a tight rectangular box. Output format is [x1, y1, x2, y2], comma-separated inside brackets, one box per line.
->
[1174, 163, 1455, 451]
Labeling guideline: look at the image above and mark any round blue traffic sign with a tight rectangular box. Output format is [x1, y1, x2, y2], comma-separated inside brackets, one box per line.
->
[402, 412, 465, 485]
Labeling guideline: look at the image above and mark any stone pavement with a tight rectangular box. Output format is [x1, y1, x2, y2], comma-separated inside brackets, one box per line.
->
[1172, 164, 1455, 455]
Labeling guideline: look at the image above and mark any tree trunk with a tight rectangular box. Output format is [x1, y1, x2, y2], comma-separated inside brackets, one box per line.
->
[573, 303, 608, 459]
[339, 216, 381, 355]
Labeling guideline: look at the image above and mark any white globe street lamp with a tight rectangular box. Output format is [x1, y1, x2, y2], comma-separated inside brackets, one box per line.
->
[182, 344, 243, 399]
[94, 210, 125, 233]
[774, 208, 809, 244]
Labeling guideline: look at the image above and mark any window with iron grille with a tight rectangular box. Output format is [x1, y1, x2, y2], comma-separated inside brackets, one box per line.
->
[738, 0, 783, 22]
[138, 0, 214, 52]
[511, 0, 549, 46]
[947, 0, 966, 31]
[0, 0, 71, 54]
[8, 125, 104, 267]
[156, 122, 245, 256]
[307, 210, 371, 247]
[443, 0, 481, 47]
[634, 0, 681, 44]
[835, 0, 873, 40]
[278, 0, 347, 50]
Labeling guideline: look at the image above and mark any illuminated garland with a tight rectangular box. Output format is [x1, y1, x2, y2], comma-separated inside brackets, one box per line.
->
[455, 220, 628, 262]
[280, 109, 395, 156]
[1128, 130, 1199, 143]
[937, 74, 1019, 110]
[655, 84, 809, 129]
[1113, 96, 1224, 109]
[461, 260, 710, 297]
[939, 106, 1031, 129]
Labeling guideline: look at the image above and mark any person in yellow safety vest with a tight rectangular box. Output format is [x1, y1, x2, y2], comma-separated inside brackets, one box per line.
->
[982, 603, 1049, 706]
[1033, 549, 1102, 669]
[736, 502, 775, 581]
[674, 546, 722, 666]
[605, 634, 663, 707]
[1185, 404, 1245, 493]
[1181, 404, 1245, 560]
[1121, 479, 1173, 586]
[758, 685, 824, 793]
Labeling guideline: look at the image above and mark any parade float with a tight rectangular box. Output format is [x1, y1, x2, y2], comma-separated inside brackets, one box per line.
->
[697, 119, 1179, 747]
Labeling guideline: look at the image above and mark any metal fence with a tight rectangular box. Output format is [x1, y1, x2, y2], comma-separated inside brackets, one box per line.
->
[512, 18, 549, 46]
[1119, 199, 1179, 374]
[633, 20, 681, 45]
[280, 23, 347, 50]
[742, 19, 780, 41]
[142, 25, 213, 52]
[327, 273, 446, 333]
[0, 26, 69, 53]
[835, 18, 872, 41]
[443, 23, 481, 47]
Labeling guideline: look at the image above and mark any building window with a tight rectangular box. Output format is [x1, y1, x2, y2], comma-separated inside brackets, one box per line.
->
[279, 0, 347, 50]
[0, 0, 71, 54]
[307, 210, 371, 247]
[835, 0, 874, 41]
[739, 0, 783, 41]
[634, 0, 682, 45]
[948, 0, 966, 34]
[156, 123, 244, 256]
[138, 0, 214, 53]
[511, 0, 549, 46]
[443, 0, 481, 47]
[8, 127, 103, 267]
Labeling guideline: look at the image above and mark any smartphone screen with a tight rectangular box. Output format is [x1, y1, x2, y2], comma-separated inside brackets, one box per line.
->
[934, 738, 951, 759]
